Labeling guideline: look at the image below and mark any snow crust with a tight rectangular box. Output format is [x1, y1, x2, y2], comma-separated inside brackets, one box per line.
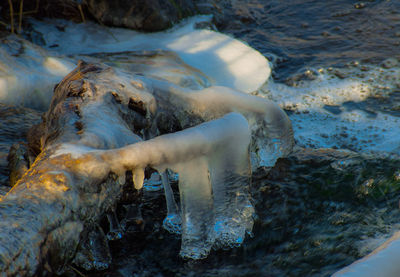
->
[0, 16, 270, 110]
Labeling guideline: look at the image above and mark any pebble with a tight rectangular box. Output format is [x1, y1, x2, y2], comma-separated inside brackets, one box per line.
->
[333, 70, 347, 79]
[354, 3, 366, 9]
[380, 58, 398, 69]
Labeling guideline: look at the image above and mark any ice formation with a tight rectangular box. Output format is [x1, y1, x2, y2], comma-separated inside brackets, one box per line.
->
[100, 112, 253, 259]
[161, 171, 182, 234]
[262, 65, 400, 155]
[42, 58, 292, 259]
[0, 16, 294, 263]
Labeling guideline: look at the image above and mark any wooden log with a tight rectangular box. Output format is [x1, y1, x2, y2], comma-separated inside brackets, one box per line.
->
[0, 62, 131, 275]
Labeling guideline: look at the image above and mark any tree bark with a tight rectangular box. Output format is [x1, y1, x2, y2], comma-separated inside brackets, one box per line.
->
[0, 62, 131, 275]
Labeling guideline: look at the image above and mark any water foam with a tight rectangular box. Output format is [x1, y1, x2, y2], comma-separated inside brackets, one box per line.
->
[260, 63, 400, 155]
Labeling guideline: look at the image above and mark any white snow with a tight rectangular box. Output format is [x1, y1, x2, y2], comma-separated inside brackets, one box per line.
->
[30, 15, 271, 93]
[0, 36, 75, 109]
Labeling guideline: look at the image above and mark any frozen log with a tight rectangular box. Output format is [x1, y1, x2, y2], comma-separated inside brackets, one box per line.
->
[0, 61, 293, 274]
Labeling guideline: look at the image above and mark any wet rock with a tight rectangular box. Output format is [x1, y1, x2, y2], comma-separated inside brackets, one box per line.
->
[285, 69, 319, 86]
[380, 58, 398, 69]
[84, 0, 196, 31]
[2, 0, 199, 33]
[333, 69, 347, 79]
[354, 3, 366, 9]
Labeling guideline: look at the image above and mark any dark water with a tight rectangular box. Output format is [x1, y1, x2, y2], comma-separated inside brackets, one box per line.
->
[2, 1, 400, 276]
[88, 149, 400, 277]
[215, 0, 400, 82]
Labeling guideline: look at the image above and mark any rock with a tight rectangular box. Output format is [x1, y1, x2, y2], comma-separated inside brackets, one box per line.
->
[380, 58, 398, 69]
[84, 0, 196, 31]
[1, 0, 197, 33]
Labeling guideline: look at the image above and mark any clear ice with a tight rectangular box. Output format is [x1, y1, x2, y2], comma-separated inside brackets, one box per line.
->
[152, 113, 253, 259]
[106, 210, 123, 241]
[161, 171, 182, 234]
[172, 128, 253, 259]
[106, 112, 253, 259]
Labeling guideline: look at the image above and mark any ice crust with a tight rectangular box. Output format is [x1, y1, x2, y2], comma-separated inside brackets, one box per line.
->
[41, 56, 292, 259]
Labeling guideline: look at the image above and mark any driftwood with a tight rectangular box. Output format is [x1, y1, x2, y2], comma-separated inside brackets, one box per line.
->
[0, 61, 293, 275]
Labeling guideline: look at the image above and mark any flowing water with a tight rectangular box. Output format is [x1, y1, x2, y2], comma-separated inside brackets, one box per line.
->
[218, 0, 400, 82]
[2, 1, 400, 276]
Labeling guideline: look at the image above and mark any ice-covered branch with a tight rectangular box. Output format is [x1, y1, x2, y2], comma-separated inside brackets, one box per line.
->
[146, 79, 294, 168]
[103, 112, 249, 179]
[1, 60, 293, 274]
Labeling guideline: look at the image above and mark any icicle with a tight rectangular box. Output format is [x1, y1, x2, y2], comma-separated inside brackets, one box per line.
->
[132, 168, 145, 190]
[103, 112, 253, 259]
[161, 170, 182, 234]
[208, 138, 253, 249]
[143, 172, 163, 191]
[117, 174, 126, 185]
[106, 210, 123, 241]
[174, 158, 214, 259]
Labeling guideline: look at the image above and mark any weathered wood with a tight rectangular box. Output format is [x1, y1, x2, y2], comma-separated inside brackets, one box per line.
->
[0, 62, 130, 275]
[0, 60, 293, 275]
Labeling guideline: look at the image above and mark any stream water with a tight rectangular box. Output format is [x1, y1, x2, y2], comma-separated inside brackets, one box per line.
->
[1, 1, 400, 276]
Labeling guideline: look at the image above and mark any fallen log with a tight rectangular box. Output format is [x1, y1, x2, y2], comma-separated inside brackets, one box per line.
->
[0, 60, 293, 275]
